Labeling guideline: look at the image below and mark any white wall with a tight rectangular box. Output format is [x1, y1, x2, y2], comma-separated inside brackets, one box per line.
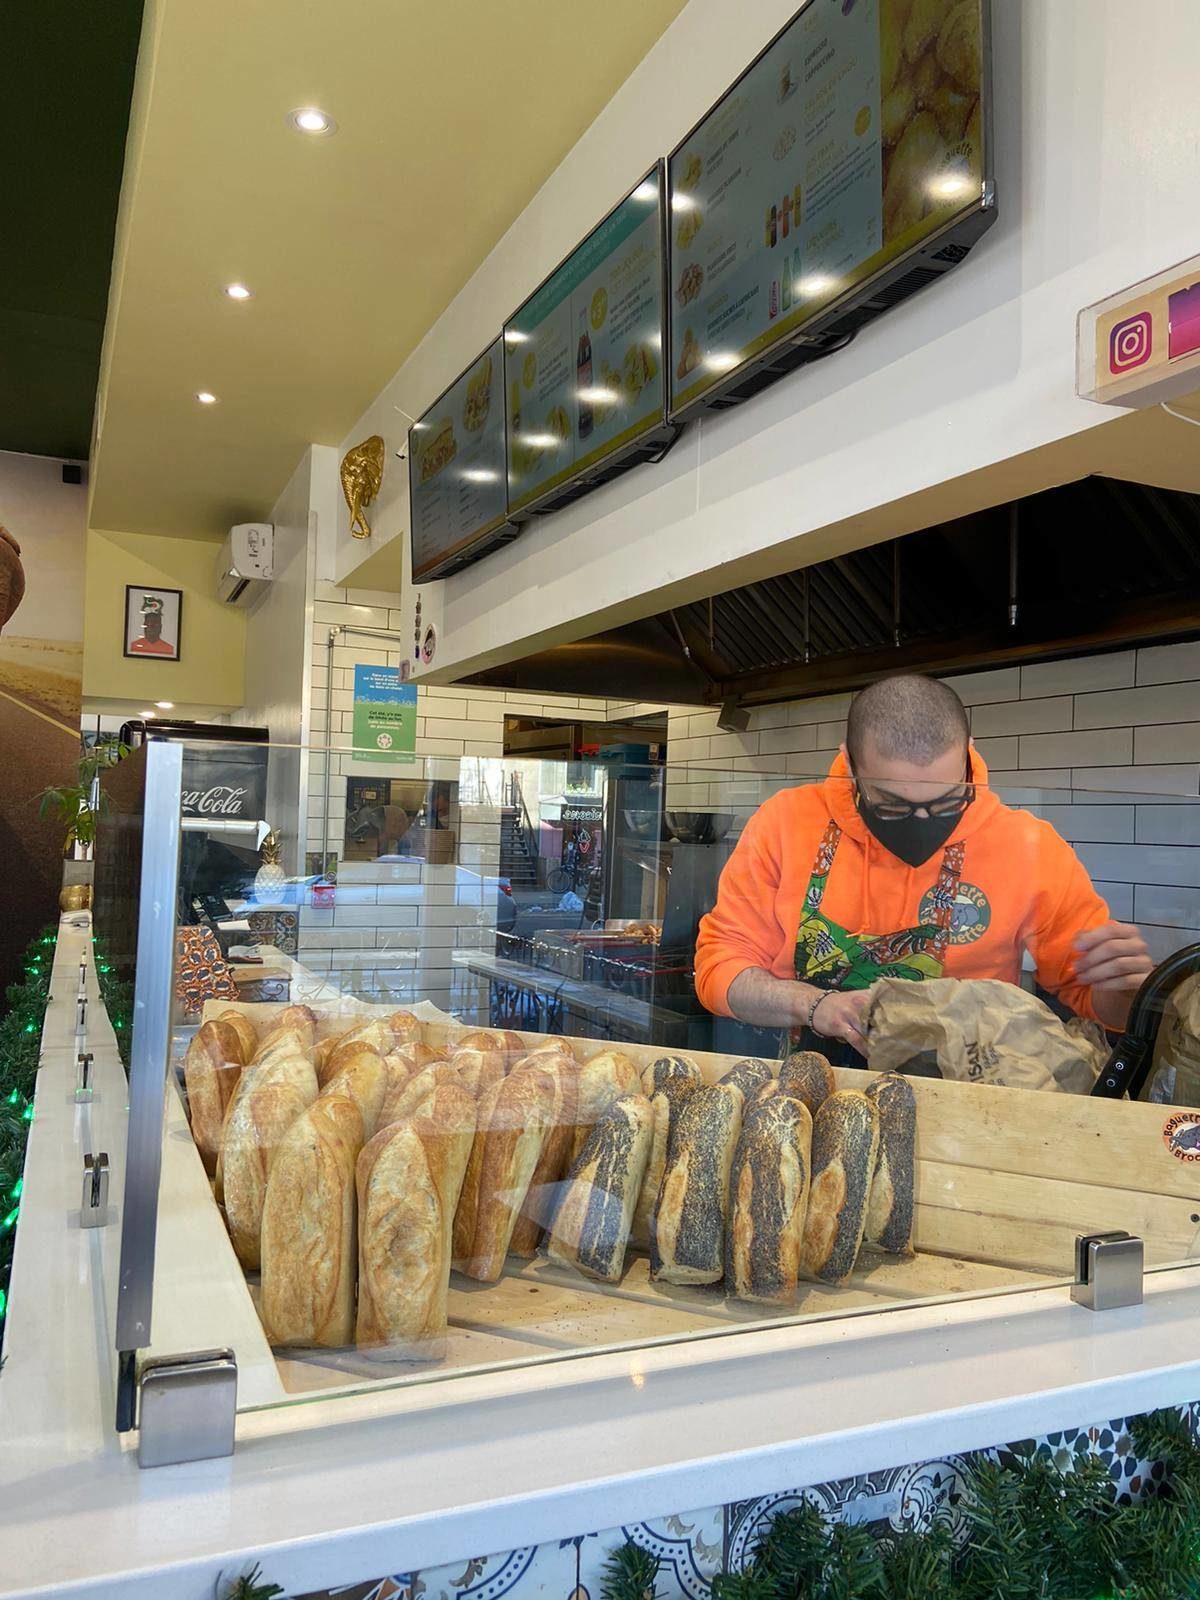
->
[334, 0, 1200, 683]
[666, 640, 1200, 966]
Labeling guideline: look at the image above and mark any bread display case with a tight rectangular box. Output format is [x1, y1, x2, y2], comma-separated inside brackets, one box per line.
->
[85, 739, 1200, 1428]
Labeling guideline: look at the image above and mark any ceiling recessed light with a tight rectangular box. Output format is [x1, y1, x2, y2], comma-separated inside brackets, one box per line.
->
[139, 710, 155, 719]
[196, 391, 219, 405]
[290, 107, 336, 136]
[155, 701, 174, 710]
[224, 282, 252, 301]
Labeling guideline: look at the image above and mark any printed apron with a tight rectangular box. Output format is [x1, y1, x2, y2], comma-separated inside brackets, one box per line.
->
[790, 818, 966, 1064]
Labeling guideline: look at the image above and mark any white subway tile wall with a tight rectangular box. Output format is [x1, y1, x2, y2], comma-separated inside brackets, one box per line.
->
[665, 642, 1200, 966]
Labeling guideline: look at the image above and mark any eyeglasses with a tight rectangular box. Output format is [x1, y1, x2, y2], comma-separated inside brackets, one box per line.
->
[853, 768, 975, 824]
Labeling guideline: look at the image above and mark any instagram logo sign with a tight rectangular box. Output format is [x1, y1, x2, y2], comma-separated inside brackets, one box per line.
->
[1109, 311, 1153, 374]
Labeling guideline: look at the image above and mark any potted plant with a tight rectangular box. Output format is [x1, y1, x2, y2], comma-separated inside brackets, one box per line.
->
[37, 740, 129, 862]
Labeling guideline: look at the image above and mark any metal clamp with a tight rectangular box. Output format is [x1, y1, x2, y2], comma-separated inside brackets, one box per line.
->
[76, 995, 87, 1032]
[81, 1152, 109, 1228]
[1071, 1231, 1144, 1312]
[75, 1051, 94, 1103]
[137, 1349, 237, 1468]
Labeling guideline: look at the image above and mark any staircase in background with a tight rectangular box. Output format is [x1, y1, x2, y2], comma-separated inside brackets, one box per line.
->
[499, 780, 539, 886]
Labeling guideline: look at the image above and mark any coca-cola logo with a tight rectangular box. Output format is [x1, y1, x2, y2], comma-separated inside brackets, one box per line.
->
[181, 785, 250, 817]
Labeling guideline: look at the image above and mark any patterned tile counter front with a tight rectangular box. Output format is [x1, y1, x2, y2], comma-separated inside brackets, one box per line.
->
[295, 1407, 1190, 1600]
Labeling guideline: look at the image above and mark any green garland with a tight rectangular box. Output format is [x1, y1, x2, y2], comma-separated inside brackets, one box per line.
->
[0, 926, 56, 1332]
[602, 1410, 1200, 1600]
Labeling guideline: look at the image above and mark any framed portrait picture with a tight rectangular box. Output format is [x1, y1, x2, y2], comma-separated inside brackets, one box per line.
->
[123, 584, 182, 661]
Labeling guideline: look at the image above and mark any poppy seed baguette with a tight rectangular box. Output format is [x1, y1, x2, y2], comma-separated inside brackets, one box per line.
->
[726, 1095, 814, 1304]
[863, 1073, 917, 1256]
[651, 1082, 744, 1285]
[546, 1093, 653, 1283]
[799, 1090, 880, 1286]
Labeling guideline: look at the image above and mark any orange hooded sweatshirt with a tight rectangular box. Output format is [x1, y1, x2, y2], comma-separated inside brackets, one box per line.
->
[694, 752, 1110, 1023]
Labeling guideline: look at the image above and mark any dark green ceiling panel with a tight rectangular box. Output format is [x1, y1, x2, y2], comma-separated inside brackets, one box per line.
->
[0, 0, 144, 460]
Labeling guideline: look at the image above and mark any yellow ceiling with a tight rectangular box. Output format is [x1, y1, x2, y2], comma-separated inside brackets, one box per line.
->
[90, 0, 687, 541]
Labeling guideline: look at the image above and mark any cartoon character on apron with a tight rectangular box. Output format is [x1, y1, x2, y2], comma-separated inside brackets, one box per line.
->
[791, 818, 966, 1062]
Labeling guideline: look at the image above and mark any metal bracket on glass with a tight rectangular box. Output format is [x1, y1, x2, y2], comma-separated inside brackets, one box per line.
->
[75, 1051, 94, 1103]
[137, 1349, 237, 1468]
[80, 1152, 110, 1228]
[1071, 1231, 1144, 1312]
[77, 958, 88, 998]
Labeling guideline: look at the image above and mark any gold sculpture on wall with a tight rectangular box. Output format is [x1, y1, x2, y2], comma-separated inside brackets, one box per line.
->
[340, 435, 386, 540]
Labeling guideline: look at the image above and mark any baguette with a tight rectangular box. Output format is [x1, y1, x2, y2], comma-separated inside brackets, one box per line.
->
[863, 1073, 917, 1256]
[356, 1084, 476, 1356]
[216, 1008, 258, 1063]
[651, 1082, 744, 1285]
[509, 1059, 580, 1257]
[452, 1066, 556, 1281]
[640, 1053, 702, 1098]
[630, 1074, 699, 1250]
[184, 1019, 249, 1176]
[252, 1004, 318, 1063]
[546, 1094, 653, 1283]
[799, 1090, 880, 1285]
[260, 1094, 364, 1347]
[378, 1060, 459, 1128]
[720, 1057, 777, 1097]
[727, 1096, 813, 1304]
[221, 1052, 319, 1268]
[571, 1049, 642, 1161]
[319, 1044, 390, 1139]
[779, 1050, 837, 1114]
[445, 1045, 504, 1100]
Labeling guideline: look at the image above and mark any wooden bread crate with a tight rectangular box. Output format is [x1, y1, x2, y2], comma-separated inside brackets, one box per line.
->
[196, 1003, 1200, 1394]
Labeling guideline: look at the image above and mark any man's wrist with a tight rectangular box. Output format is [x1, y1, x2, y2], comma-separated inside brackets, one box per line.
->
[791, 981, 823, 1028]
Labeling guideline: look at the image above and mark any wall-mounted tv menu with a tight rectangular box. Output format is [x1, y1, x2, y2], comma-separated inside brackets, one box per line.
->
[504, 164, 677, 519]
[668, 0, 995, 420]
[408, 338, 517, 582]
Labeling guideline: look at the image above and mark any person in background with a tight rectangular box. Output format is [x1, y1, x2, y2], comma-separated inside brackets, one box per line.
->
[128, 593, 174, 656]
[695, 674, 1152, 1062]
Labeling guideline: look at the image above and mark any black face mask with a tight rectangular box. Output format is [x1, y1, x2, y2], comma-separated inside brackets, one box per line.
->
[855, 797, 963, 868]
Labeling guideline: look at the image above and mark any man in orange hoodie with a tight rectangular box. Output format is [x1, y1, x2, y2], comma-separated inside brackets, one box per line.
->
[695, 674, 1152, 1061]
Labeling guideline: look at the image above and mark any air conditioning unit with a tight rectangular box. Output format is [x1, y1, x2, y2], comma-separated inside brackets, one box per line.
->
[217, 523, 274, 604]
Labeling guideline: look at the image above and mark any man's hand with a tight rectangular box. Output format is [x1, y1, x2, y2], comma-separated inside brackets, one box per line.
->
[809, 988, 873, 1056]
[1074, 920, 1153, 1030]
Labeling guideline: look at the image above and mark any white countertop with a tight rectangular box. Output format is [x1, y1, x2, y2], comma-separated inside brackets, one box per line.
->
[1, 922, 1198, 1600]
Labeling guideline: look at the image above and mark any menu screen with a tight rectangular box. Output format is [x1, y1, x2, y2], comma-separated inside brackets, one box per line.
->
[669, 0, 986, 415]
[409, 339, 509, 581]
[505, 170, 666, 514]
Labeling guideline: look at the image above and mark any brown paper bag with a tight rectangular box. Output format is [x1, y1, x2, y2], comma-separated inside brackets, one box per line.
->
[1145, 973, 1200, 1106]
[866, 977, 1103, 1094]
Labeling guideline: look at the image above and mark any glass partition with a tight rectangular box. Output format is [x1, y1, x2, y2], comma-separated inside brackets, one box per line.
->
[95, 738, 1200, 1431]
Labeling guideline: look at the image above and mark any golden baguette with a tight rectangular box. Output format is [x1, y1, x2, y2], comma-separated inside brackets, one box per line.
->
[319, 1044, 390, 1139]
[862, 1073, 917, 1256]
[727, 1095, 813, 1304]
[630, 1074, 698, 1251]
[651, 1082, 744, 1285]
[252, 1004, 318, 1063]
[216, 1008, 258, 1063]
[546, 1094, 654, 1283]
[378, 1060, 459, 1129]
[221, 1052, 319, 1268]
[452, 1066, 556, 1281]
[640, 1053, 702, 1098]
[779, 1050, 837, 1114]
[799, 1090, 880, 1285]
[570, 1049, 642, 1162]
[184, 1019, 248, 1176]
[356, 1084, 476, 1356]
[509, 1059, 579, 1257]
[260, 1094, 364, 1347]
[446, 1046, 505, 1100]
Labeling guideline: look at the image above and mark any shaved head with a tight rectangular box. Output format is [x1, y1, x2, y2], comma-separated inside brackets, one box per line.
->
[846, 674, 969, 769]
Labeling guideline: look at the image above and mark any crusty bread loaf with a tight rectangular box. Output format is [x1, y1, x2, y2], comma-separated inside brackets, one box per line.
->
[779, 1050, 837, 1114]
[640, 1054, 703, 1098]
[356, 1084, 476, 1356]
[630, 1074, 699, 1251]
[446, 1046, 505, 1100]
[651, 1082, 744, 1285]
[727, 1095, 813, 1304]
[260, 1094, 364, 1347]
[385, 1042, 441, 1080]
[509, 1059, 579, 1256]
[571, 1049, 642, 1161]
[216, 1008, 258, 1063]
[385, 1009, 424, 1046]
[221, 1052, 319, 1268]
[184, 1019, 248, 1176]
[720, 1057, 777, 1097]
[863, 1073, 917, 1257]
[799, 1090, 880, 1286]
[252, 1005, 318, 1064]
[378, 1060, 459, 1129]
[452, 1066, 557, 1281]
[319, 1044, 390, 1139]
[520, 1034, 576, 1060]
[546, 1094, 654, 1283]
